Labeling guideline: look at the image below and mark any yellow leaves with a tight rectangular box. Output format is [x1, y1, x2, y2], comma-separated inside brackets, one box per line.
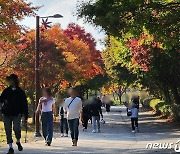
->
[166, 0, 174, 2]
[63, 52, 76, 63]
[102, 83, 118, 95]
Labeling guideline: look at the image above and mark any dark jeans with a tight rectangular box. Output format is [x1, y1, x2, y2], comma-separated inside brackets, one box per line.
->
[41, 112, 53, 143]
[131, 118, 138, 130]
[60, 118, 68, 134]
[3, 115, 21, 144]
[68, 118, 79, 141]
[82, 115, 90, 129]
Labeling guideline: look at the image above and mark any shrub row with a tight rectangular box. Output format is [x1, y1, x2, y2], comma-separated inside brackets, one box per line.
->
[142, 98, 180, 121]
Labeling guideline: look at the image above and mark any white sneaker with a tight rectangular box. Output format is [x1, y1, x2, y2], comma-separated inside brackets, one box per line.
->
[61, 134, 64, 137]
[132, 130, 135, 133]
[92, 130, 96, 133]
[64, 134, 68, 137]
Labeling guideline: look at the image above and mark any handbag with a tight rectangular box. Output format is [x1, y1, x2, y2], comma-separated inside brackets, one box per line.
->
[127, 109, 132, 116]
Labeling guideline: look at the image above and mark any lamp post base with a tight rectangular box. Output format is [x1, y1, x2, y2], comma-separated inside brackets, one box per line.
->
[34, 132, 41, 137]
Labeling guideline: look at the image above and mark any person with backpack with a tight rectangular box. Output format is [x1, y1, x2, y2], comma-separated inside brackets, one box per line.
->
[90, 97, 103, 133]
[64, 88, 82, 146]
[0, 74, 28, 154]
[59, 99, 68, 137]
[130, 99, 139, 133]
[36, 87, 56, 146]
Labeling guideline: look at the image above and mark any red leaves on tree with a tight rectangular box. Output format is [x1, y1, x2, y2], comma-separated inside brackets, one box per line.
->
[126, 34, 154, 72]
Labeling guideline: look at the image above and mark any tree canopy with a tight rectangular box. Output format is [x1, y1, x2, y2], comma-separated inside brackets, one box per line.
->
[77, 0, 180, 104]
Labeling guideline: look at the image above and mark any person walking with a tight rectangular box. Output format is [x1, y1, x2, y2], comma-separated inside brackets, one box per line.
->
[97, 97, 103, 107]
[64, 88, 82, 146]
[59, 99, 68, 137]
[102, 95, 111, 112]
[82, 101, 91, 131]
[105, 103, 111, 113]
[36, 87, 56, 146]
[130, 99, 139, 133]
[0, 74, 28, 154]
[90, 97, 103, 133]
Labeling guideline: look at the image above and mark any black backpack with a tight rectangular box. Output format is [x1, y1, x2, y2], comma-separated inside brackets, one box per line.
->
[127, 108, 132, 116]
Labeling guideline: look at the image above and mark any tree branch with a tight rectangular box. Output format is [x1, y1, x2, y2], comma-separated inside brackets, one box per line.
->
[0, 52, 7, 67]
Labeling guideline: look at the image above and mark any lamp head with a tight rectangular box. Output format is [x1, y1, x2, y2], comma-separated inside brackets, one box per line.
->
[51, 14, 63, 18]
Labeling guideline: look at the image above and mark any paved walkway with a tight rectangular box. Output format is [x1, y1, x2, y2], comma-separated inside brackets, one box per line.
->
[0, 106, 179, 154]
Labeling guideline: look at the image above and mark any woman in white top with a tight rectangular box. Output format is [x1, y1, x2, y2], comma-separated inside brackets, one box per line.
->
[36, 87, 56, 146]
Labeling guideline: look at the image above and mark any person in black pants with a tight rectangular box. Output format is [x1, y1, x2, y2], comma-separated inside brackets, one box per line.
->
[130, 99, 139, 133]
[0, 74, 28, 154]
[59, 100, 68, 137]
[82, 102, 91, 131]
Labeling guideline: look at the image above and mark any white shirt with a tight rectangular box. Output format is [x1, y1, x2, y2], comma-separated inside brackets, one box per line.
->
[64, 97, 82, 120]
[40, 97, 55, 112]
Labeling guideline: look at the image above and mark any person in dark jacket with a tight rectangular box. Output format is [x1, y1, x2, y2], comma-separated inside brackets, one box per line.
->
[0, 74, 28, 154]
[97, 97, 103, 107]
[59, 99, 69, 137]
[90, 97, 103, 133]
[82, 101, 91, 131]
[105, 103, 111, 112]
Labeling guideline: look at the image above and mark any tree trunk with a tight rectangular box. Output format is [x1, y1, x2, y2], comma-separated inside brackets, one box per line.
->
[119, 94, 122, 104]
[163, 88, 171, 104]
[86, 89, 89, 99]
[171, 85, 180, 104]
[112, 92, 116, 101]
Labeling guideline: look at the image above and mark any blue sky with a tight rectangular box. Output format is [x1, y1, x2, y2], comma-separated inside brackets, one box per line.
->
[21, 0, 106, 50]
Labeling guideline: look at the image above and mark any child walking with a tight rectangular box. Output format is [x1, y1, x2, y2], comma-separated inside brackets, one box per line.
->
[130, 99, 139, 133]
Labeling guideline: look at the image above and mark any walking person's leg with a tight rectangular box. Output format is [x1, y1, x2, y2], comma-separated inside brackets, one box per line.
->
[13, 115, 23, 151]
[83, 115, 88, 130]
[131, 118, 135, 132]
[41, 113, 48, 142]
[4, 116, 14, 154]
[135, 118, 138, 128]
[46, 112, 53, 145]
[96, 116, 100, 133]
[92, 116, 96, 133]
[60, 117, 64, 137]
[68, 119, 75, 145]
[85, 116, 88, 130]
[73, 118, 79, 146]
[135, 118, 139, 132]
[64, 118, 68, 136]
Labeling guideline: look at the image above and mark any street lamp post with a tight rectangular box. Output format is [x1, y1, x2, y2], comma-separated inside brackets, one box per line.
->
[34, 14, 63, 137]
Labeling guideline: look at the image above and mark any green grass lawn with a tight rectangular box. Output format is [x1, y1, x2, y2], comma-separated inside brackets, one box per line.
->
[0, 121, 35, 147]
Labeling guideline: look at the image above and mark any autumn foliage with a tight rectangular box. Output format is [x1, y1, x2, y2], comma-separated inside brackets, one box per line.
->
[0, 0, 39, 41]
[0, 23, 103, 93]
